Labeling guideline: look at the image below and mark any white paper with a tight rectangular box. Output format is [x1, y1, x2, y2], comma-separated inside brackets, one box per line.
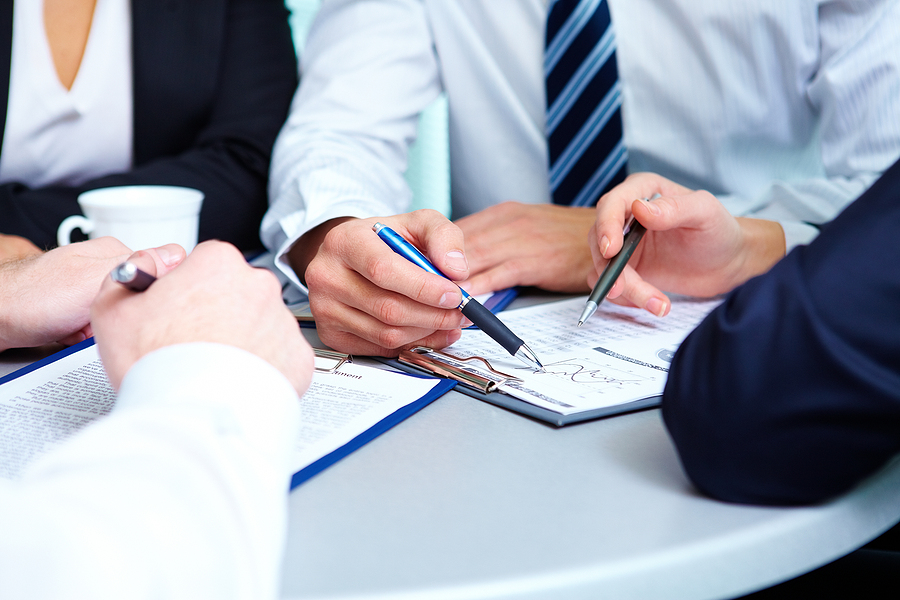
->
[443, 296, 722, 415]
[0, 347, 443, 481]
[291, 362, 441, 475]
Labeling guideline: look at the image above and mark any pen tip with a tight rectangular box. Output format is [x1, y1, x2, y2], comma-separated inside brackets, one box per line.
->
[577, 320, 584, 327]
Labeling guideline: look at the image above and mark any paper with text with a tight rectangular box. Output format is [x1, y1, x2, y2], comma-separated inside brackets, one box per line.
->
[444, 296, 722, 415]
[0, 346, 444, 482]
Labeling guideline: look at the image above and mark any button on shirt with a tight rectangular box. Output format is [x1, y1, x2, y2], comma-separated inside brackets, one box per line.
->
[264, 0, 900, 291]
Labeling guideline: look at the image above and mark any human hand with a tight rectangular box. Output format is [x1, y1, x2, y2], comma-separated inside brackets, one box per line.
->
[0, 237, 184, 352]
[454, 202, 596, 295]
[91, 241, 314, 393]
[590, 173, 786, 316]
[290, 210, 468, 356]
[0, 233, 43, 261]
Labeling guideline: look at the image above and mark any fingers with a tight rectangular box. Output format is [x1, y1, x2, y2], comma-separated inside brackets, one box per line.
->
[594, 173, 691, 260]
[401, 209, 469, 281]
[309, 266, 464, 354]
[92, 241, 316, 393]
[604, 265, 671, 317]
[305, 212, 471, 355]
[322, 215, 464, 309]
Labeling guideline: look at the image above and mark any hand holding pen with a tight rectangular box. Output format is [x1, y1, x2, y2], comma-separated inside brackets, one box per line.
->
[588, 174, 779, 321]
[374, 223, 544, 370]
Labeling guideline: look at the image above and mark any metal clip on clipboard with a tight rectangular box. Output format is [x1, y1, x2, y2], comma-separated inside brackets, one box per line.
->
[314, 348, 351, 373]
[398, 347, 522, 393]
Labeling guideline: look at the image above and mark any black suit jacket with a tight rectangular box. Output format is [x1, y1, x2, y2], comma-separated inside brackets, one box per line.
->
[663, 157, 900, 506]
[0, 0, 297, 251]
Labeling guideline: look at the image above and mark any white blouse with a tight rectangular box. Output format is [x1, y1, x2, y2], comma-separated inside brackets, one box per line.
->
[0, 0, 133, 188]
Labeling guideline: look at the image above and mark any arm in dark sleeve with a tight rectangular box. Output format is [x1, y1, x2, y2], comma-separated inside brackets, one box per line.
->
[662, 158, 900, 506]
[0, 0, 298, 252]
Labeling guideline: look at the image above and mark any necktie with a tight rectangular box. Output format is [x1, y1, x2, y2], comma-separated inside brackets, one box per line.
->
[545, 0, 627, 206]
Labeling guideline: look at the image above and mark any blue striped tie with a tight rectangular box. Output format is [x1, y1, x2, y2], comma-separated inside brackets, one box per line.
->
[546, 0, 627, 206]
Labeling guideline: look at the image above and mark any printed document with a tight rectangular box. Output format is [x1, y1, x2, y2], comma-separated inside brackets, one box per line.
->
[0, 345, 444, 481]
[444, 296, 721, 415]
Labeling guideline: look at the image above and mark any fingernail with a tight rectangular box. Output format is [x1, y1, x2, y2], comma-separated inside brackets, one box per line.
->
[600, 235, 610, 258]
[439, 290, 462, 309]
[444, 250, 468, 273]
[460, 316, 473, 328]
[156, 247, 177, 266]
[644, 201, 660, 216]
[647, 298, 668, 317]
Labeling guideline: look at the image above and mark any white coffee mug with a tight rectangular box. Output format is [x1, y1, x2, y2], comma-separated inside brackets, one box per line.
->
[57, 186, 204, 252]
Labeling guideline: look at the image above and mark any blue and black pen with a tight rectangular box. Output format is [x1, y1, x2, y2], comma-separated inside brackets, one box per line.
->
[373, 223, 544, 370]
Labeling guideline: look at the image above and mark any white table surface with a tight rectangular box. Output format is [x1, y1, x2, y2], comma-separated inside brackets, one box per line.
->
[278, 379, 900, 600]
[4, 335, 900, 600]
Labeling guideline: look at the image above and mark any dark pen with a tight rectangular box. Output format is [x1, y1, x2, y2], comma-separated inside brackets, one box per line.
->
[578, 210, 649, 327]
[373, 223, 544, 370]
[110, 262, 156, 292]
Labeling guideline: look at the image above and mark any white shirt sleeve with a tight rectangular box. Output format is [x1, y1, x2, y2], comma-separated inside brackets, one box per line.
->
[0, 343, 300, 600]
[262, 0, 443, 291]
[735, 0, 900, 249]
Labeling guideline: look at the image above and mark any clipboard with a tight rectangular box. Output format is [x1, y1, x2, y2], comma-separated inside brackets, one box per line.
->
[387, 347, 660, 427]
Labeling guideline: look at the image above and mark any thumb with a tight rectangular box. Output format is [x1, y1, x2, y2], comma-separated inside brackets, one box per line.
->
[143, 243, 186, 278]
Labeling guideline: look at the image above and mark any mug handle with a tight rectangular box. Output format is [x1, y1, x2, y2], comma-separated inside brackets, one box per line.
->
[57, 215, 94, 247]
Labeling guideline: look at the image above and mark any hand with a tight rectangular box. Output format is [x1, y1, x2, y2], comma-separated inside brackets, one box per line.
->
[454, 202, 596, 295]
[0, 233, 43, 261]
[91, 241, 314, 393]
[289, 210, 468, 356]
[590, 173, 786, 316]
[0, 237, 184, 352]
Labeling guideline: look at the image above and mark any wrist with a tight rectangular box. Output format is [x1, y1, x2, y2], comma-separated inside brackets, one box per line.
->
[732, 217, 786, 288]
[287, 217, 356, 286]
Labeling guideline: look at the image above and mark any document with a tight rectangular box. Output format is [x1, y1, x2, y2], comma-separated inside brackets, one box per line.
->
[433, 295, 722, 419]
[0, 342, 453, 487]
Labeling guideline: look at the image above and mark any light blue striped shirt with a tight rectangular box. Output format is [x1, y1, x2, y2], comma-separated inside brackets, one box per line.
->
[265, 0, 900, 290]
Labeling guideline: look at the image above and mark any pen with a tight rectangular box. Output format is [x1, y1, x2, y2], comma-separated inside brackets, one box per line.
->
[372, 223, 544, 370]
[578, 208, 649, 327]
[110, 262, 156, 292]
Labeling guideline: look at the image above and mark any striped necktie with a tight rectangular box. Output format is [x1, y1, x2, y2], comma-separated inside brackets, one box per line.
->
[545, 0, 627, 206]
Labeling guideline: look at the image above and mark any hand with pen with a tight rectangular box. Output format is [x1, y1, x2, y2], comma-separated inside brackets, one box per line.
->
[92, 241, 313, 391]
[589, 173, 787, 317]
[288, 210, 472, 357]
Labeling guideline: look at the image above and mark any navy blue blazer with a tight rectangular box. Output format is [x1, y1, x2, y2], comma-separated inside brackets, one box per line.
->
[663, 157, 900, 506]
[0, 0, 297, 251]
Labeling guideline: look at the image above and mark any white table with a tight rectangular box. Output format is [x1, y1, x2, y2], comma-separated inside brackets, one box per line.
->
[4, 342, 900, 600]
[278, 351, 900, 599]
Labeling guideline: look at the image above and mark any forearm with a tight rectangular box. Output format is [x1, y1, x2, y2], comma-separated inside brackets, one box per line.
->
[263, 0, 441, 272]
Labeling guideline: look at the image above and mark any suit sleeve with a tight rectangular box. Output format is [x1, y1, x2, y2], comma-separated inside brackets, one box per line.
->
[662, 158, 900, 506]
[0, 0, 298, 252]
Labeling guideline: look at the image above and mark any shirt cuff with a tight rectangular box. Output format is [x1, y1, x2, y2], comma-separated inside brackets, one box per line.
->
[116, 343, 300, 464]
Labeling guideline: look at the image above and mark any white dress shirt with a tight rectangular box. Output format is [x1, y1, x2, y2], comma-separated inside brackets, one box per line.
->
[0, 343, 299, 600]
[264, 0, 900, 290]
[0, 0, 133, 188]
